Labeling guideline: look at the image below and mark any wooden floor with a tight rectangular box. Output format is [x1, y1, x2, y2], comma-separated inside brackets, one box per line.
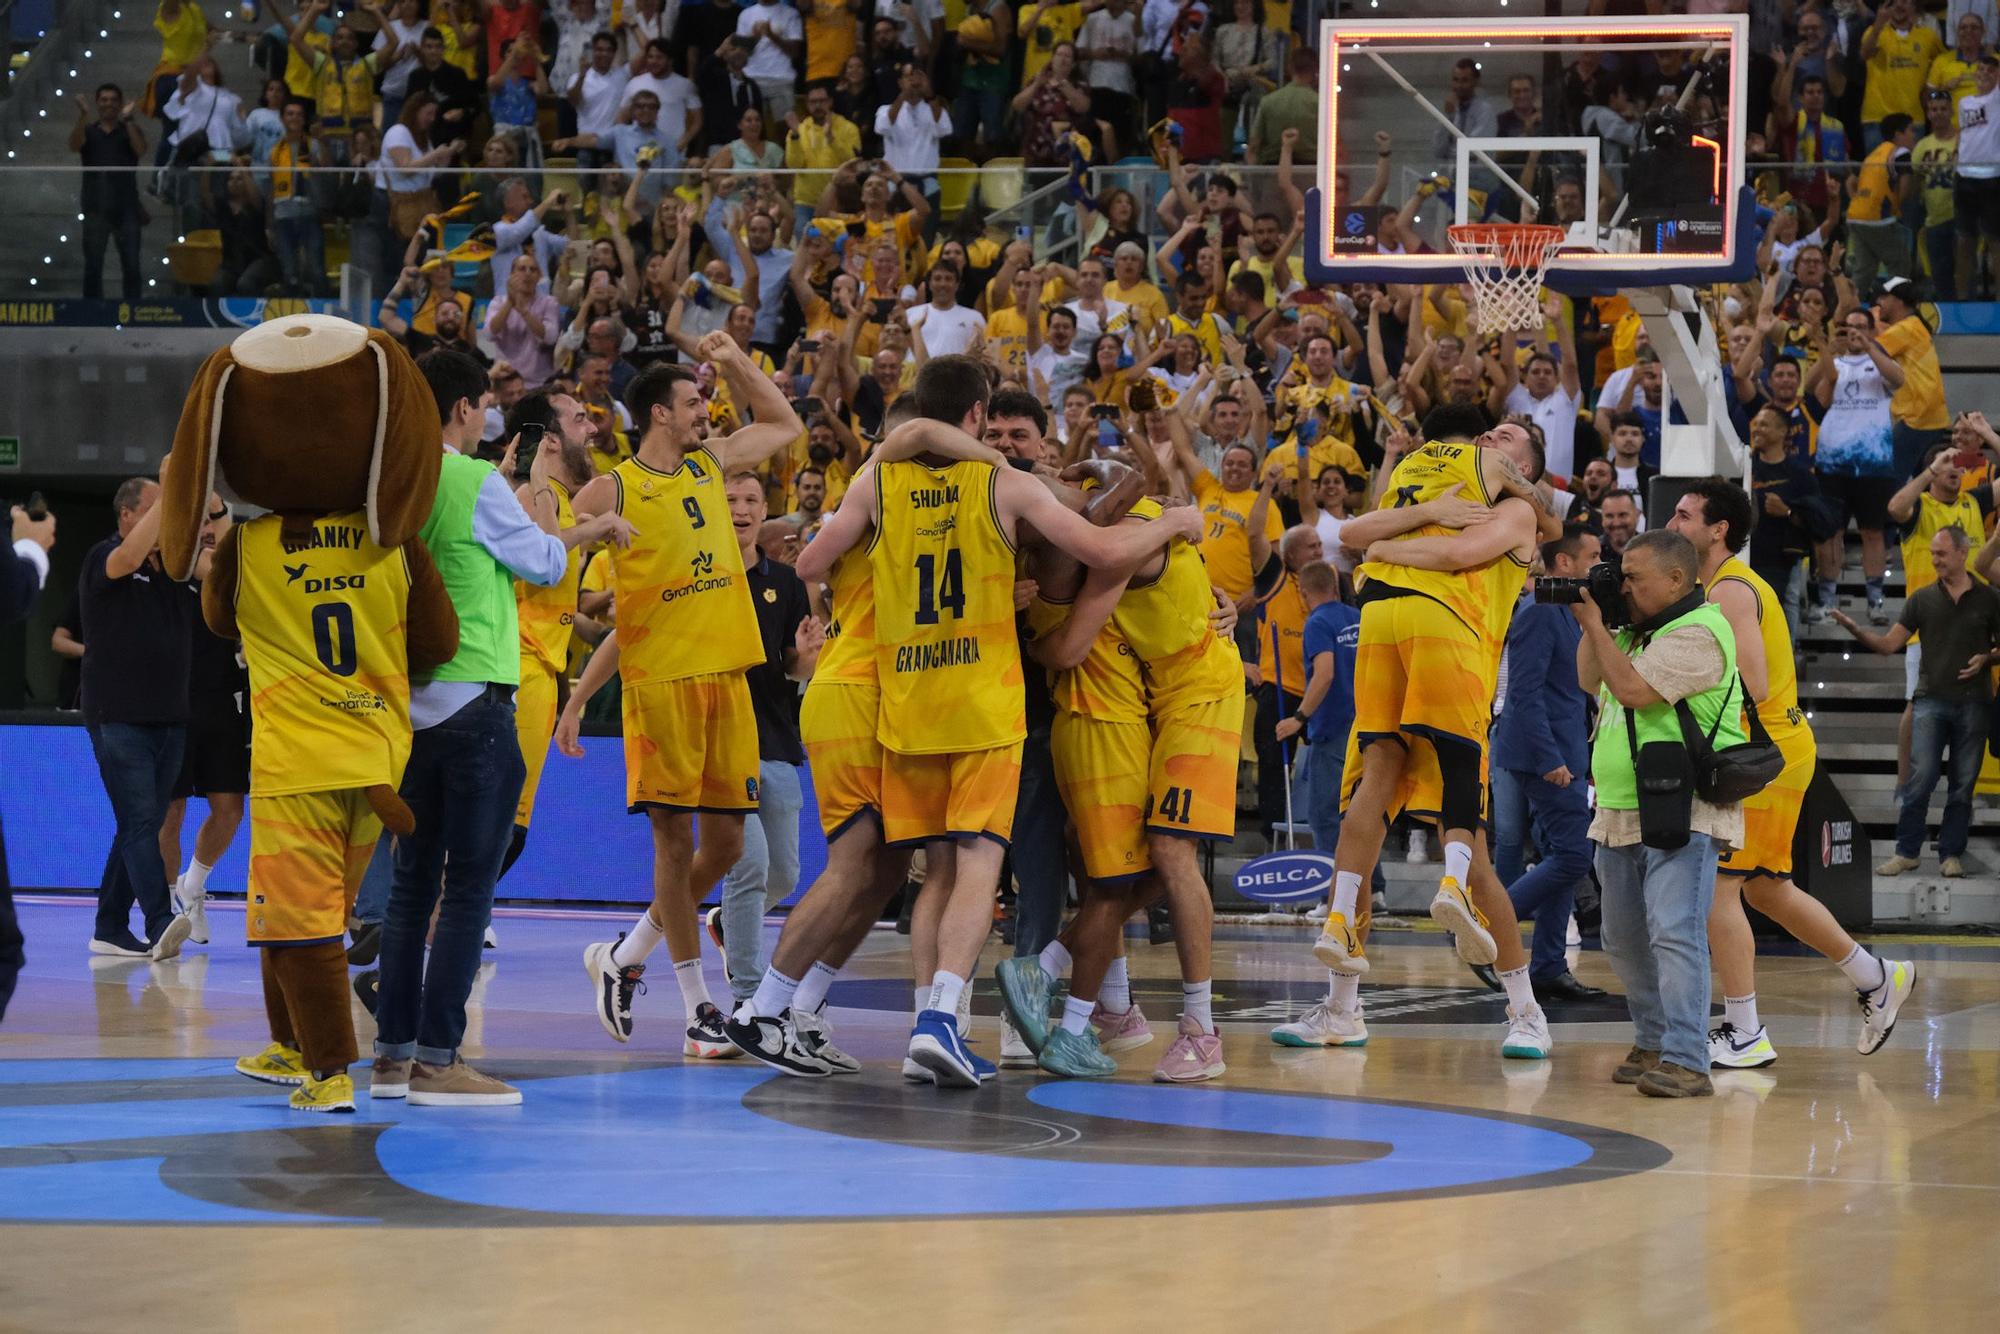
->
[3, 897, 1998, 1331]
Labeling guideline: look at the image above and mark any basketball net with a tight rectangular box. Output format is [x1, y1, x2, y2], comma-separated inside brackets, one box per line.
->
[1447, 224, 1567, 337]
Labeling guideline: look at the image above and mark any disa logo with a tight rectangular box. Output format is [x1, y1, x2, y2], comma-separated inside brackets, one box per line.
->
[302, 575, 366, 595]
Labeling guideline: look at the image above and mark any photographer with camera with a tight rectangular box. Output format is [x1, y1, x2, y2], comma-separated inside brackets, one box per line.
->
[1576, 529, 1744, 1100]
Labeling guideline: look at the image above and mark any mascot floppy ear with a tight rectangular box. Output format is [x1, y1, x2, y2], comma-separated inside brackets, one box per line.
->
[160, 345, 236, 582]
[363, 328, 445, 549]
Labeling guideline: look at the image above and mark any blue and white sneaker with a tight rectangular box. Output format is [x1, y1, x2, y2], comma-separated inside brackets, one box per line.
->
[908, 1009, 982, 1088]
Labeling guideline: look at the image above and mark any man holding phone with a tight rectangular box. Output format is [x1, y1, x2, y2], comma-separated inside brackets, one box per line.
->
[1887, 439, 1992, 710]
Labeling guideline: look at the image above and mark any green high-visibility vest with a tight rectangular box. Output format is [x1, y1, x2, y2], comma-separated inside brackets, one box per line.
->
[416, 451, 520, 687]
[1591, 600, 1743, 811]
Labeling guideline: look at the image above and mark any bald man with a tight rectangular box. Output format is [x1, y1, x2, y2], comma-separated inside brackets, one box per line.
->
[1253, 523, 1324, 844]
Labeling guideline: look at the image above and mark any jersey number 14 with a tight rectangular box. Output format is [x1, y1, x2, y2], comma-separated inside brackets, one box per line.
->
[913, 549, 966, 625]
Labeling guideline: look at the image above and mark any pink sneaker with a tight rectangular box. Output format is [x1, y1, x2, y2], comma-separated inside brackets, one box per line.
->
[1152, 1014, 1226, 1083]
[1091, 1002, 1155, 1053]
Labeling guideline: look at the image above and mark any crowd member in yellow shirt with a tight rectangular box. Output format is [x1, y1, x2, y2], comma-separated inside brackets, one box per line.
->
[1845, 114, 1920, 289]
[984, 265, 1045, 381]
[783, 85, 862, 237]
[149, 0, 210, 116]
[1861, 0, 1943, 144]
[1925, 9, 1988, 127]
[1019, 0, 1086, 83]
[1875, 276, 1953, 476]
[1107, 241, 1170, 329]
[802, 0, 861, 84]
[285, 3, 380, 152]
[819, 161, 932, 290]
[1914, 88, 1962, 297]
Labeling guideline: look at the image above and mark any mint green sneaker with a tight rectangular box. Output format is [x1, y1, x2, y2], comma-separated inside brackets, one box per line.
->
[996, 956, 1054, 1053]
[1038, 1026, 1118, 1078]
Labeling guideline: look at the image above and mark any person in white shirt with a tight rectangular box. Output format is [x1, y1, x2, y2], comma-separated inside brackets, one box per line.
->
[1310, 466, 1360, 574]
[569, 31, 631, 167]
[550, 0, 609, 92]
[1059, 255, 1131, 345]
[1028, 306, 1092, 409]
[877, 0, 944, 61]
[163, 56, 246, 157]
[908, 263, 986, 356]
[1080, 0, 1141, 139]
[607, 47, 702, 163]
[1956, 55, 2000, 296]
[372, 0, 429, 124]
[876, 65, 952, 197]
[737, 1, 805, 119]
[1496, 313, 1585, 480]
[619, 0, 677, 64]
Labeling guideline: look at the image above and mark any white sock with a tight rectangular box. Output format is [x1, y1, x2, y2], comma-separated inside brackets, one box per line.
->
[747, 965, 799, 1020]
[1331, 972, 1361, 1011]
[1038, 938, 1073, 979]
[1837, 944, 1886, 994]
[1060, 992, 1096, 1036]
[674, 957, 711, 1015]
[929, 970, 967, 1018]
[913, 984, 932, 1018]
[1181, 979, 1214, 1031]
[1443, 840, 1472, 886]
[1331, 870, 1362, 919]
[182, 859, 213, 898]
[793, 960, 838, 1014]
[612, 910, 665, 969]
[1723, 993, 1759, 1033]
[1498, 964, 1534, 1012]
[1098, 956, 1131, 1013]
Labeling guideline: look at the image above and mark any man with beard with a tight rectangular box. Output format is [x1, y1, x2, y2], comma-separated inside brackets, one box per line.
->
[380, 266, 486, 362]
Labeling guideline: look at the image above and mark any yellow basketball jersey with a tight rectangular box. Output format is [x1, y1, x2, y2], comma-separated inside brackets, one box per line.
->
[1901, 489, 1985, 597]
[1257, 573, 1309, 695]
[1355, 440, 1496, 632]
[608, 448, 763, 685]
[870, 459, 1025, 754]
[1714, 555, 1810, 744]
[1024, 595, 1149, 724]
[515, 477, 582, 676]
[233, 511, 413, 797]
[813, 546, 877, 688]
[1112, 499, 1243, 715]
[1477, 549, 1532, 689]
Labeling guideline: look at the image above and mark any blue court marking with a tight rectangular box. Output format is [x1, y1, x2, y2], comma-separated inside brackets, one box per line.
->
[0, 1159, 353, 1224]
[0, 1058, 246, 1086]
[374, 1068, 1595, 1218]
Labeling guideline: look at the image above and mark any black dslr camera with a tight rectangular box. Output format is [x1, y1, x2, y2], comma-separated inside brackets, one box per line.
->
[1535, 552, 1630, 628]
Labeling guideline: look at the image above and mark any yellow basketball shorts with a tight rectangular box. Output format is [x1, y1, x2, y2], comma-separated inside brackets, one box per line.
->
[1051, 712, 1153, 883]
[514, 661, 559, 828]
[1353, 594, 1492, 752]
[621, 671, 761, 815]
[1147, 692, 1245, 842]
[1720, 723, 1816, 879]
[246, 788, 382, 946]
[801, 680, 883, 840]
[881, 741, 1025, 847]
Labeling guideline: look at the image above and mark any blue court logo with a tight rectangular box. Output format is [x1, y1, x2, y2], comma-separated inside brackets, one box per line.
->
[0, 1061, 1668, 1224]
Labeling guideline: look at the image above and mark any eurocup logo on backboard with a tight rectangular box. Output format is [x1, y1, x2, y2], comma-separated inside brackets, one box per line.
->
[1234, 850, 1337, 904]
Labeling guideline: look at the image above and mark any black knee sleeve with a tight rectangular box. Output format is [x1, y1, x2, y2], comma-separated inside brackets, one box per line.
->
[1435, 737, 1484, 834]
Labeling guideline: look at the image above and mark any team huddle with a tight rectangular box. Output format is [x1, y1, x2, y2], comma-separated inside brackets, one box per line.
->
[195, 325, 1920, 1106]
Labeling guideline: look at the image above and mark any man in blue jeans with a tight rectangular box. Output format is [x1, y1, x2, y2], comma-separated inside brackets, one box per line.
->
[365, 349, 603, 1107]
[1487, 529, 1607, 1004]
[708, 472, 820, 1002]
[79, 476, 196, 962]
[1269, 561, 1379, 1047]
[1835, 524, 2000, 877]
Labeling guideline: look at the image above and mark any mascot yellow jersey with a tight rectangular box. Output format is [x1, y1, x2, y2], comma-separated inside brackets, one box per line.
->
[608, 448, 763, 685]
[234, 510, 413, 796]
[870, 458, 1025, 754]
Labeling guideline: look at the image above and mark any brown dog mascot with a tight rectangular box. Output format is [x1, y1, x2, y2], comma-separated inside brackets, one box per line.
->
[160, 314, 459, 1113]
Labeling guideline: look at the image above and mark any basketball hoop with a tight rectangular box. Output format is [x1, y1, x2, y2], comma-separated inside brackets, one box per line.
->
[1447, 223, 1567, 337]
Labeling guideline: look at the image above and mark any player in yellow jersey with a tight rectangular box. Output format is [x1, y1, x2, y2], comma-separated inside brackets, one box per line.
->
[495, 391, 617, 900]
[557, 333, 804, 1055]
[1668, 480, 1917, 1066]
[725, 397, 1020, 1077]
[796, 355, 1202, 1087]
[1003, 431, 1248, 1082]
[1324, 409, 1558, 1058]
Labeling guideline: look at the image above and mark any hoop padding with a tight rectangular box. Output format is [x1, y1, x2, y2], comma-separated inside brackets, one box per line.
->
[1447, 224, 1568, 337]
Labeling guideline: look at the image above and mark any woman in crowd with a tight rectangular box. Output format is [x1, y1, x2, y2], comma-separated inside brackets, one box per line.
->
[1014, 40, 1094, 169]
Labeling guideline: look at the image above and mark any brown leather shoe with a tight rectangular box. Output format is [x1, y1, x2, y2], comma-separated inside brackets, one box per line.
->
[370, 1055, 412, 1099]
[1636, 1060, 1714, 1098]
[408, 1059, 522, 1106]
[1612, 1047, 1661, 1084]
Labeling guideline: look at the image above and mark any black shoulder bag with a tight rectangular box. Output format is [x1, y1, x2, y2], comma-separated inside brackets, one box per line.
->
[1623, 705, 1694, 851]
[1675, 675, 1785, 803]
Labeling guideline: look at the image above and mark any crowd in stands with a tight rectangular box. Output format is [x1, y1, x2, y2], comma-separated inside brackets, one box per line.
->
[53, 2, 2000, 868]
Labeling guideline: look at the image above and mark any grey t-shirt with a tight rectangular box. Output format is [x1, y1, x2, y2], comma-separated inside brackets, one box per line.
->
[1900, 579, 2000, 702]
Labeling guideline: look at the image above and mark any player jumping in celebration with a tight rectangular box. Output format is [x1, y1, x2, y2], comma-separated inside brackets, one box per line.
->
[1316, 409, 1556, 1057]
[1666, 479, 1916, 1067]
[796, 355, 1202, 1088]
[558, 335, 803, 1056]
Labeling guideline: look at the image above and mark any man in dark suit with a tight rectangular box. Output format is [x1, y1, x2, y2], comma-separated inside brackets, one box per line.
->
[1487, 527, 1607, 1004]
[2, 502, 58, 1022]
[696, 37, 766, 157]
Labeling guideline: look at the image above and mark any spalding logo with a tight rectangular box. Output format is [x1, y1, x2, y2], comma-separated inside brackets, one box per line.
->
[1233, 850, 1337, 904]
